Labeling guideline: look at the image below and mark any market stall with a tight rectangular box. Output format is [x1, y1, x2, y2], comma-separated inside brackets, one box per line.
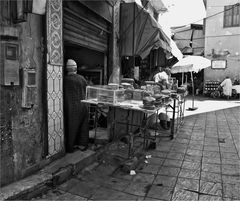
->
[82, 82, 186, 158]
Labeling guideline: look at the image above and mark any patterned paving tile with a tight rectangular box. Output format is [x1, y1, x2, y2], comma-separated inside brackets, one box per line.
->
[100, 177, 131, 191]
[184, 155, 202, 163]
[205, 133, 219, 138]
[58, 178, 100, 198]
[144, 197, 165, 201]
[221, 164, 240, 175]
[146, 150, 168, 158]
[176, 134, 191, 140]
[221, 158, 240, 165]
[147, 185, 173, 200]
[202, 163, 221, 174]
[138, 164, 160, 174]
[188, 144, 203, 150]
[219, 142, 236, 148]
[189, 140, 204, 146]
[170, 146, 187, 154]
[178, 168, 200, 180]
[204, 141, 219, 146]
[171, 142, 188, 149]
[158, 166, 180, 177]
[191, 136, 205, 141]
[221, 152, 239, 160]
[201, 171, 222, 183]
[147, 157, 165, 166]
[91, 187, 138, 200]
[202, 156, 221, 164]
[199, 180, 222, 197]
[205, 137, 219, 143]
[182, 161, 201, 170]
[223, 183, 240, 199]
[222, 175, 240, 185]
[42, 190, 87, 201]
[113, 169, 134, 181]
[123, 182, 150, 197]
[132, 173, 155, 184]
[158, 141, 174, 147]
[204, 145, 220, 152]
[166, 152, 185, 160]
[175, 138, 190, 144]
[199, 195, 223, 201]
[175, 177, 199, 191]
[156, 145, 172, 152]
[186, 148, 202, 157]
[203, 151, 221, 158]
[163, 159, 182, 168]
[171, 188, 198, 201]
[153, 175, 177, 188]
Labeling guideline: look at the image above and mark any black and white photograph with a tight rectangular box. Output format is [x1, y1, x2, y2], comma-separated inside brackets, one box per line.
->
[1, 0, 240, 200]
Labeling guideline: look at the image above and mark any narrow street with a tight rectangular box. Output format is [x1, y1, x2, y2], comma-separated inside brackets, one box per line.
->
[34, 105, 240, 201]
[1, 0, 240, 199]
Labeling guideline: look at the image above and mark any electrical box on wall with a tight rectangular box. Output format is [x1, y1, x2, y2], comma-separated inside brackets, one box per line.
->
[21, 69, 37, 108]
[0, 42, 20, 86]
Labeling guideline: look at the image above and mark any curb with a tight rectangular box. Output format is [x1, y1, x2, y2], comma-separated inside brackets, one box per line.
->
[0, 149, 98, 200]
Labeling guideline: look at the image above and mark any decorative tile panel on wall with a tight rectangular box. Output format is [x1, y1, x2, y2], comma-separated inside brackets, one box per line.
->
[47, 64, 64, 156]
[47, 0, 63, 66]
[46, 0, 64, 156]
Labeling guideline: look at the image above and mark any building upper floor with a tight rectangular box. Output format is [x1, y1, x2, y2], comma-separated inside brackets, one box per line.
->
[204, 0, 240, 37]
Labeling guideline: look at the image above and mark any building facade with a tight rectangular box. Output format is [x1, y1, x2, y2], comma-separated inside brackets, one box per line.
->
[0, 0, 175, 187]
[0, 0, 120, 186]
[204, 0, 240, 82]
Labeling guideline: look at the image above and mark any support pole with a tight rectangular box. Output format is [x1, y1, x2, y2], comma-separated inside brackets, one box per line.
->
[182, 72, 184, 85]
[188, 71, 198, 111]
[132, 4, 135, 77]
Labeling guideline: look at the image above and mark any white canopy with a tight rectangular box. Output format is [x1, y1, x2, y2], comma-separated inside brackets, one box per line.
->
[171, 56, 211, 74]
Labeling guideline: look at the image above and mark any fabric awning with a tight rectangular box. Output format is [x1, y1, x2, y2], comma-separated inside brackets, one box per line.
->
[120, 2, 182, 60]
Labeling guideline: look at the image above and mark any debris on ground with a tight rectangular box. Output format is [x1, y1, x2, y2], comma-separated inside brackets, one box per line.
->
[130, 170, 136, 175]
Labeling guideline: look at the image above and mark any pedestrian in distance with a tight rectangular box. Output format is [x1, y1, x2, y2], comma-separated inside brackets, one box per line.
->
[220, 76, 232, 99]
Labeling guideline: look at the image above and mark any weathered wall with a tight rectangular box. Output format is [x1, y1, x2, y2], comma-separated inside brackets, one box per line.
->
[204, 0, 240, 82]
[0, 13, 45, 186]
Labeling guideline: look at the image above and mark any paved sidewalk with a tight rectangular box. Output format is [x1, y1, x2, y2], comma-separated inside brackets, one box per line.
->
[34, 106, 240, 201]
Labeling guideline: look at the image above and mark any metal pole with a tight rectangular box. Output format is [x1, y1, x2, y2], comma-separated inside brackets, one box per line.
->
[188, 71, 197, 110]
[132, 3, 136, 76]
[182, 72, 184, 85]
[191, 71, 194, 108]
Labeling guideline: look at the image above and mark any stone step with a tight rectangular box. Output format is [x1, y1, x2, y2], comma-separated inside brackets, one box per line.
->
[0, 149, 98, 201]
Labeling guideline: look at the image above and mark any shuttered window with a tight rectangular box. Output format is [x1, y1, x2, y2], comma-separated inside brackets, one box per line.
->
[224, 4, 240, 27]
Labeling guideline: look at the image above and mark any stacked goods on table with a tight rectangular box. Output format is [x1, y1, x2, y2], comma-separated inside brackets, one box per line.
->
[85, 78, 187, 108]
[203, 81, 220, 96]
[142, 96, 156, 110]
[153, 94, 163, 107]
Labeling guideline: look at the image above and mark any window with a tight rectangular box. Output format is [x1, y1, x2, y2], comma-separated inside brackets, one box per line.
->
[224, 4, 240, 27]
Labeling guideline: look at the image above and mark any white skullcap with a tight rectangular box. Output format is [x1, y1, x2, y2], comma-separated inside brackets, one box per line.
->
[66, 59, 77, 72]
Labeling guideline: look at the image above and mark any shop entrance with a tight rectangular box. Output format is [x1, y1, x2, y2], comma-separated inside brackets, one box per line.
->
[62, 0, 111, 151]
[64, 44, 105, 85]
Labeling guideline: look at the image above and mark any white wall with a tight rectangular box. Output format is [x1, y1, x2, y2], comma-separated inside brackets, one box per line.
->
[204, 0, 240, 82]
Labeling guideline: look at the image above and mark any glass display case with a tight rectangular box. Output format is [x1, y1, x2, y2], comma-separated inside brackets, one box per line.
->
[86, 85, 125, 105]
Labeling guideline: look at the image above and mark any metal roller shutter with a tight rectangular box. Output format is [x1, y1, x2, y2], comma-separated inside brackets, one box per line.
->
[63, 4, 109, 53]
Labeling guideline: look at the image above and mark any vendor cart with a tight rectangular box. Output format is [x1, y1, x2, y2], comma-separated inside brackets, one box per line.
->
[82, 85, 185, 158]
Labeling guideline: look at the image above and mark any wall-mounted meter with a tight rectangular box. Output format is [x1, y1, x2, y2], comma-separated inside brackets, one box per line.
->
[0, 42, 20, 86]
